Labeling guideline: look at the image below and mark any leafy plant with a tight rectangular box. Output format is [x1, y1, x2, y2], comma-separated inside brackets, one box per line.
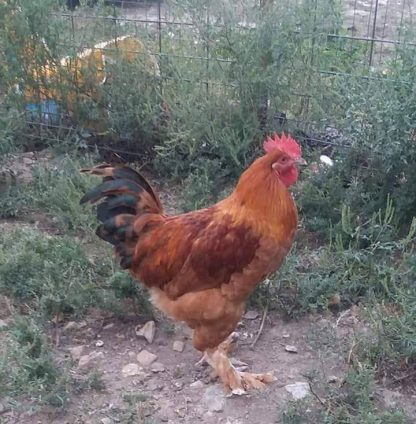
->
[281, 365, 410, 424]
[0, 227, 108, 318]
[28, 155, 98, 232]
[274, 200, 416, 316]
[107, 271, 153, 319]
[0, 316, 61, 399]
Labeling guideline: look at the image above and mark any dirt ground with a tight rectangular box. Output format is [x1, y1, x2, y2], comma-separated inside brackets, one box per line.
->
[0, 305, 364, 424]
[119, 0, 416, 40]
[2, 303, 415, 424]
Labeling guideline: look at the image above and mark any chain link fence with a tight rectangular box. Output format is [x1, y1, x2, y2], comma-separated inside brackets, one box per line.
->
[1, 0, 415, 160]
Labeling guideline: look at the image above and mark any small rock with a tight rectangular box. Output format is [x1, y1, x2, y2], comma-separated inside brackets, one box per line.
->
[285, 382, 311, 400]
[68, 345, 84, 361]
[190, 380, 204, 389]
[151, 362, 165, 373]
[22, 157, 35, 165]
[327, 375, 338, 383]
[173, 340, 185, 352]
[285, 345, 298, 353]
[173, 381, 184, 391]
[243, 310, 259, 320]
[0, 319, 9, 329]
[282, 333, 290, 338]
[64, 321, 78, 331]
[135, 320, 156, 344]
[239, 332, 250, 341]
[147, 380, 164, 391]
[122, 363, 142, 377]
[202, 385, 226, 412]
[103, 323, 114, 330]
[95, 340, 104, 347]
[101, 418, 113, 424]
[136, 349, 158, 366]
[175, 408, 186, 418]
[78, 351, 104, 369]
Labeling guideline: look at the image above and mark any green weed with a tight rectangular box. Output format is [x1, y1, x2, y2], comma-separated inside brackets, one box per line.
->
[272, 201, 416, 317]
[281, 366, 410, 424]
[107, 271, 153, 319]
[27, 155, 98, 232]
[0, 227, 108, 318]
[0, 315, 63, 402]
[0, 183, 26, 218]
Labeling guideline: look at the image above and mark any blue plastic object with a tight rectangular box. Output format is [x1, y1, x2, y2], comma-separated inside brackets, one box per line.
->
[25, 100, 60, 125]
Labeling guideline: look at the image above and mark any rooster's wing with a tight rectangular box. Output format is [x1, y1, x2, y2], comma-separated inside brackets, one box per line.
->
[132, 207, 272, 300]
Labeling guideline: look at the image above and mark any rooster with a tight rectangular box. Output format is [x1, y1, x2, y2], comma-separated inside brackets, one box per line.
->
[80, 133, 305, 395]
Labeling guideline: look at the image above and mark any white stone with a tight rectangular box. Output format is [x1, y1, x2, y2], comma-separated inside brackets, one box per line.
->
[285, 382, 311, 400]
[68, 345, 84, 361]
[172, 340, 185, 352]
[151, 362, 165, 373]
[78, 351, 104, 369]
[285, 345, 298, 353]
[136, 349, 158, 366]
[190, 380, 204, 389]
[135, 321, 156, 344]
[243, 310, 259, 320]
[122, 363, 142, 377]
[202, 385, 226, 412]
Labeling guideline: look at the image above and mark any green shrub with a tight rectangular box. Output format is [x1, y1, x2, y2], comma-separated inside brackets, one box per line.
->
[0, 183, 26, 218]
[0, 316, 62, 400]
[281, 365, 409, 424]
[0, 227, 108, 318]
[28, 155, 97, 232]
[298, 51, 416, 238]
[107, 271, 153, 319]
[274, 200, 416, 316]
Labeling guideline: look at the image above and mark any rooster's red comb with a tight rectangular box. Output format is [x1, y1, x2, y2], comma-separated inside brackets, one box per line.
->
[263, 133, 302, 158]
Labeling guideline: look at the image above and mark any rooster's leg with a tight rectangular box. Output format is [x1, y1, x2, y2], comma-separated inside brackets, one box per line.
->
[195, 351, 212, 367]
[195, 331, 239, 367]
[206, 339, 274, 396]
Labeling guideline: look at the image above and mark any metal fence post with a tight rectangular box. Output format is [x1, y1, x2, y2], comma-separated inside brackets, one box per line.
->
[369, 0, 380, 67]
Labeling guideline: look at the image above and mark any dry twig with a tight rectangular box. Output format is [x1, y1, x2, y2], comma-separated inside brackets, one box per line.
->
[308, 381, 327, 407]
[250, 280, 271, 349]
[250, 301, 269, 349]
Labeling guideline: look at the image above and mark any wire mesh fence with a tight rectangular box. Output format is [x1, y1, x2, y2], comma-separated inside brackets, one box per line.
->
[1, 0, 416, 159]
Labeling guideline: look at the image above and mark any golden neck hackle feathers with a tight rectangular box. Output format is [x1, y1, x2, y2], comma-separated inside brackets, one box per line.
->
[217, 151, 298, 239]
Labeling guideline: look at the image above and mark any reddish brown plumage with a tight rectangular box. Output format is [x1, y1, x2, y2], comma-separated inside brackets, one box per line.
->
[81, 134, 303, 392]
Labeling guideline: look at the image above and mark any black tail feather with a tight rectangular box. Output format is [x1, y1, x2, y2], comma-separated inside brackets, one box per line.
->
[80, 164, 163, 270]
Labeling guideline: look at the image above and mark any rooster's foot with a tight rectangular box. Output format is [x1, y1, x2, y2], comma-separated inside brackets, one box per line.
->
[207, 345, 275, 396]
[224, 369, 275, 396]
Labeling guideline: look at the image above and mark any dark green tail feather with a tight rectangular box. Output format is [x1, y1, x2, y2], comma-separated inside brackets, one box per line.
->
[80, 164, 163, 271]
[79, 179, 146, 205]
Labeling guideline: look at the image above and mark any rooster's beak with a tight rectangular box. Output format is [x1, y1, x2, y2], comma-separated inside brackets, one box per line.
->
[296, 157, 307, 166]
